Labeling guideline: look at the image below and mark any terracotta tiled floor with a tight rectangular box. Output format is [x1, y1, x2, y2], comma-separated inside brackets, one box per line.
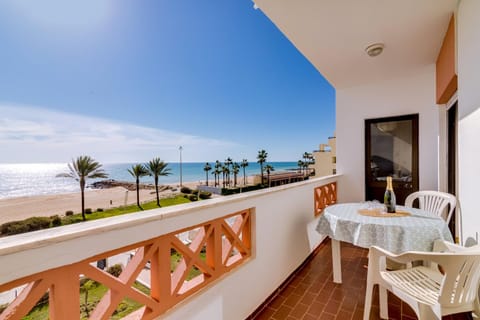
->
[252, 239, 473, 320]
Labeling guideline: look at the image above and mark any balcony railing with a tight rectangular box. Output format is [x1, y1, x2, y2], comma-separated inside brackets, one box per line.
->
[0, 174, 339, 319]
[314, 182, 337, 216]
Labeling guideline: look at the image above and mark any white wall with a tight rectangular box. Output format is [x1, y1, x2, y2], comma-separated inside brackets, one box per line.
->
[457, 0, 480, 244]
[336, 65, 439, 202]
[165, 178, 332, 320]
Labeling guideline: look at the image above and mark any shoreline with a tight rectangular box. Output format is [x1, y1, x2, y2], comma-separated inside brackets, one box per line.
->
[0, 177, 256, 225]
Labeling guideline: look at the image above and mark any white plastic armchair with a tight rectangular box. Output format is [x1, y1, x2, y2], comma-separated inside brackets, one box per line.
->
[405, 190, 457, 224]
[363, 241, 480, 320]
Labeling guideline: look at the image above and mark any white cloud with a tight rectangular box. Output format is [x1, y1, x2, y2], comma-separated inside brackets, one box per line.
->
[0, 104, 240, 163]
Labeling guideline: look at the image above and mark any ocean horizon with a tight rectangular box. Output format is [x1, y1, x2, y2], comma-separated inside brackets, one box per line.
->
[0, 161, 299, 200]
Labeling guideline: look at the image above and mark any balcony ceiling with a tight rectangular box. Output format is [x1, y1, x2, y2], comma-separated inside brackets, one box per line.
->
[253, 0, 458, 89]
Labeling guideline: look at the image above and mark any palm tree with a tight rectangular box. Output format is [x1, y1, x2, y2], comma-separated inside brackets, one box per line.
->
[146, 157, 171, 207]
[127, 164, 149, 209]
[297, 160, 305, 174]
[303, 152, 314, 176]
[225, 157, 233, 186]
[212, 169, 217, 187]
[257, 149, 268, 185]
[214, 160, 222, 187]
[221, 165, 225, 188]
[304, 161, 310, 176]
[264, 164, 274, 187]
[213, 167, 220, 187]
[232, 162, 240, 187]
[241, 159, 248, 185]
[222, 165, 230, 188]
[203, 162, 212, 186]
[57, 155, 108, 221]
[308, 153, 315, 164]
[302, 151, 310, 162]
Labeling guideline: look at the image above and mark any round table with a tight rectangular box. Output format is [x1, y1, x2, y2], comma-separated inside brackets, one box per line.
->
[315, 202, 454, 283]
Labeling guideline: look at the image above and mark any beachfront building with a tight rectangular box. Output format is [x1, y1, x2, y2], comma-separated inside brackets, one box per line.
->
[1, 1, 479, 319]
[311, 135, 336, 178]
[252, 171, 305, 186]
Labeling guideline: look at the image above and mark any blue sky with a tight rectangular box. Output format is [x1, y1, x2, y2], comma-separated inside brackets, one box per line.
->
[0, 0, 335, 163]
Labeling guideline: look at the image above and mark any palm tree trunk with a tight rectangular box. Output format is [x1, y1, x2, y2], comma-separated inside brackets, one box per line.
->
[136, 178, 140, 208]
[80, 180, 86, 221]
[155, 177, 160, 207]
[206, 172, 209, 186]
[260, 163, 264, 185]
[81, 189, 85, 221]
[243, 168, 246, 185]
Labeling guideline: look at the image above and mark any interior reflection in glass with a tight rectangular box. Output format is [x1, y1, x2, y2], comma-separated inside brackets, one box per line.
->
[370, 120, 412, 182]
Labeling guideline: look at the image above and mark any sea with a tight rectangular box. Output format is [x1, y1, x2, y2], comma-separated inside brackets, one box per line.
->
[0, 162, 298, 200]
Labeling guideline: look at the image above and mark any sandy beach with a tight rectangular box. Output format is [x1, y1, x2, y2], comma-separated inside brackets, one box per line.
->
[0, 174, 259, 225]
[0, 181, 199, 225]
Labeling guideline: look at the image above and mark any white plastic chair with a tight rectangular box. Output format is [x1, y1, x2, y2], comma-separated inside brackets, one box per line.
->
[405, 190, 457, 224]
[363, 240, 480, 320]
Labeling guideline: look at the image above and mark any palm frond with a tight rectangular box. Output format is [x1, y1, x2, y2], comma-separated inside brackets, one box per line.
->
[58, 155, 108, 182]
[146, 157, 171, 176]
[56, 155, 108, 221]
[128, 164, 149, 178]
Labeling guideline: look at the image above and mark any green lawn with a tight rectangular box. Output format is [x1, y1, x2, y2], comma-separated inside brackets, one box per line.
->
[0, 195, 193, 236]
[61, 195, 191, 225]
[171, 250, 206, 280]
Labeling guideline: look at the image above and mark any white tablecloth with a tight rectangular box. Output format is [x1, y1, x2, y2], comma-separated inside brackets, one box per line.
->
[316, 203, 454, 253]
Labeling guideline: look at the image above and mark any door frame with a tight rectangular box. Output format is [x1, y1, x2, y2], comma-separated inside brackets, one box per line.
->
[445, 94, 458, 241]
[364, 113, 419, 203]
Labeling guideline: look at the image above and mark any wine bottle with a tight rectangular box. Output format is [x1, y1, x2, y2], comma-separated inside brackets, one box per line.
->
[384, 176, 396, 213]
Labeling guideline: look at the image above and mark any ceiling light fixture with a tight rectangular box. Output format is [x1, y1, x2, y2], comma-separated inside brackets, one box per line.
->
[365, 43, 384, 57]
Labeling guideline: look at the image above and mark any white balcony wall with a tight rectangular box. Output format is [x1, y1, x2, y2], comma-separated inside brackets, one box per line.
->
[0, 176, 337, 320]
[457, 0, 480, 244]
[336, 65, 439, 203]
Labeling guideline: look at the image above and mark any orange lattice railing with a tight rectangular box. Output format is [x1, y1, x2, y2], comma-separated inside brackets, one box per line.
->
[314, 182, 337, 216]
[0, 209, 252, 319]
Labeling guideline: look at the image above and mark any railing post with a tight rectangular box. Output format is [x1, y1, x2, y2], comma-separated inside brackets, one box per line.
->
[150, 238, 173, 312]
[314, 182, 337, 216]
[49, 268, 80, 320]
[242, 211, 252, 253]
[207, 220, 223, 274]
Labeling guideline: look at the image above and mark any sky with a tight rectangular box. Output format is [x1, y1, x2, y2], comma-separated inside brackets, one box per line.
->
[0, 0, 335, 164]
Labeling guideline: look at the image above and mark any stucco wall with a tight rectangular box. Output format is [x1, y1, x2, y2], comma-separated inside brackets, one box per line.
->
[457, 0, 480, 244]
[336, 65, 439, 203]
[164, 177, 333, 319]
[313, 150, 333, 177]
